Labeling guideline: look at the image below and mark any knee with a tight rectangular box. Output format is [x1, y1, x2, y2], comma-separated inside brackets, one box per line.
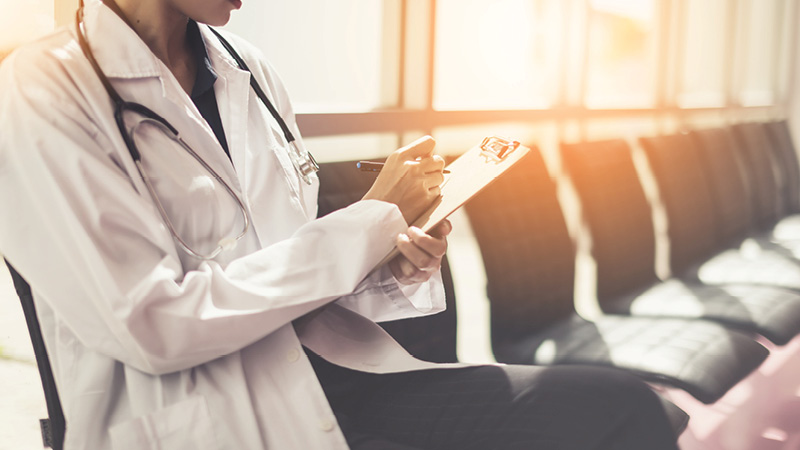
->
[535, 365, 665, 416]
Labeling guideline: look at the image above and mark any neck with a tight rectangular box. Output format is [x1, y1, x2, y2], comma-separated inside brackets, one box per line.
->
[109, 0, 196, 93]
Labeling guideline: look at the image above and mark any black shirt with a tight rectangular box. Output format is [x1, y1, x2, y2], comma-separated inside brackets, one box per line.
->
[186, 20, 230, 160]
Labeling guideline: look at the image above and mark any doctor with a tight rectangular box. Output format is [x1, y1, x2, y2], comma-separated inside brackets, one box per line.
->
[0, 0, 679, 448]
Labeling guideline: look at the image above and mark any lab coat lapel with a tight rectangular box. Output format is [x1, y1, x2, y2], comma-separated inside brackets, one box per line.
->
[202, 28, 307, 216]
[204, 34, 252, 185]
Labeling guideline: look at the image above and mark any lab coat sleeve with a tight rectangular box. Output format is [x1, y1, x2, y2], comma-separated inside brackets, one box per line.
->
[0, 49, 411, 376]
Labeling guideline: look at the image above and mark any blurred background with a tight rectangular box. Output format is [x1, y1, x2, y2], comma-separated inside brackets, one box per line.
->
[3, 0, 796, 161]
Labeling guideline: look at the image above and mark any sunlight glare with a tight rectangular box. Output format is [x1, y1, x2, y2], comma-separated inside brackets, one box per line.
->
[590, 0, 654, 22]
[0, 1, 54, 51]
[434, 0, 549, 110]
[476, 0, 534, 87]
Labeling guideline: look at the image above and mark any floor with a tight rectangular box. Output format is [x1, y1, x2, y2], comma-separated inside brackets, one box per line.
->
[1, 209, 799, 449]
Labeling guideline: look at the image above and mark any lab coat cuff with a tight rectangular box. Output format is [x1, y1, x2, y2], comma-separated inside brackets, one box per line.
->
[334, 266, 445, 323]
[388, 267, 446, 319]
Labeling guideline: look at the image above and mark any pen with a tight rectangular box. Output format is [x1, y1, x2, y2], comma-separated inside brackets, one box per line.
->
[356, 161, 450, 174]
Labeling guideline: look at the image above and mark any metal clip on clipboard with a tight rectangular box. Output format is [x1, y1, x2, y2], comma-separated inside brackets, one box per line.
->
[480, 136, 521, 161]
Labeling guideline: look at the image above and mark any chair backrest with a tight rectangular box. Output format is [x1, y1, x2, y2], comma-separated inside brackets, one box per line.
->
[462, 147, 576, 353]
[316, 159, 459, 363]
[639, 133, 720, 275]
[764, 120, 800, 215]
[690, 127, 754, 246]
[4, 260, 65, 450]
[731, 122, 784, 229]
[561, 139, 659, 306]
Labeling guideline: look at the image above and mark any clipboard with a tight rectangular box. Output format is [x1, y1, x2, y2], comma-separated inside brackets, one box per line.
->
[377, 136, 530, 267]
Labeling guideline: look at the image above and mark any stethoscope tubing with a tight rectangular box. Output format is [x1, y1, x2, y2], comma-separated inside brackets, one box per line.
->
[75, 5, 256, 260]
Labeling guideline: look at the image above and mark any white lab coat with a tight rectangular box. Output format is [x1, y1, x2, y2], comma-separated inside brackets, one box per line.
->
[0, 1, 462, 448]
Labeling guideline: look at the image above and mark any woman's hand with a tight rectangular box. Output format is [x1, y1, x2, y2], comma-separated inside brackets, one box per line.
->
[388, 220, 452, 285]
[362, 136, 445, 224]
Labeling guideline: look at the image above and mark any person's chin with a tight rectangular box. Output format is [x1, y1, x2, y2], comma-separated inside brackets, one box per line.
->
[200, 10, 233, 27]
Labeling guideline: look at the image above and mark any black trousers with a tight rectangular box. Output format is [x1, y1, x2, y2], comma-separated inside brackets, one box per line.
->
[306, 349, 678, 450]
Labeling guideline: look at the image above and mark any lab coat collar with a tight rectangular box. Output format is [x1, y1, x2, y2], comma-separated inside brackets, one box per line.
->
[79, 0, 161, 79]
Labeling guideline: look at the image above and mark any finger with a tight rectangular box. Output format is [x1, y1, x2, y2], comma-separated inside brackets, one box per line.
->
[428, 219, 453, 238]
[396, 232, 441, 271]
[420, 171, 445, 190]
[398, 135, 436, 160]
[418, 154, 446, 174]
[394, 256, 433, 284]
[404, 229, 448, 263]
[406, 226, 448, 258]
[405, 267, 434, 284]
[388, 255, 415, 283]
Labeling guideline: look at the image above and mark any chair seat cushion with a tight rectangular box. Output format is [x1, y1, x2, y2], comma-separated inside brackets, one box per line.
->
[495, 314, 768, 404]
[692, 246, 800, 291]
[770, 214, 800, 243]
[606, 279, 800, 345]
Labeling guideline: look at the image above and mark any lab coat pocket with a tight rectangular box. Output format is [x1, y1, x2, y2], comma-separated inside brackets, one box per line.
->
[109, 395, 219, 450]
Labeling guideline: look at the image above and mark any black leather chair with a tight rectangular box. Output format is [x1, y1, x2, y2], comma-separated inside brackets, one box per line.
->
[560, 137, 800, 345]
[693, 126, 800, 247]
[316, 159, 459, 363]
[636, 133, 800, 344]
[463, 145, 766, 405]
[690, 128, 755, 248]
[4, 261, 65, 450]
[736, 122, 800, 243]
[764, 120, 800, 216]
[729, 123, 786, 229]
[666, 127, 800, 293]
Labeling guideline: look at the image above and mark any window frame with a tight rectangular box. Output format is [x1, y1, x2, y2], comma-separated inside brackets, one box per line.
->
[52, 0, 798, 143]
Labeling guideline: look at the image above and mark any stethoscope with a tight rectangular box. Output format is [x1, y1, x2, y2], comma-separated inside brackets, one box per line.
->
[75, 1, 319, 260]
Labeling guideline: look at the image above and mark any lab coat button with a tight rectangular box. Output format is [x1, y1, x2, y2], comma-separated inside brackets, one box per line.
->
[286, 348, 300, 363]
[319, 419, 335, 432]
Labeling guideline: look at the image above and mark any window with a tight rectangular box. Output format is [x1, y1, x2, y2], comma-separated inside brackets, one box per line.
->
[584, 0, 659, 108]
[677, 0, 728, 108]
[216, 0, 793, 141]
[735, 0, 782, 106]
[227, 0, 397, 112]
[776, 0, 796, 99]
[433, 0, 562, 110]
